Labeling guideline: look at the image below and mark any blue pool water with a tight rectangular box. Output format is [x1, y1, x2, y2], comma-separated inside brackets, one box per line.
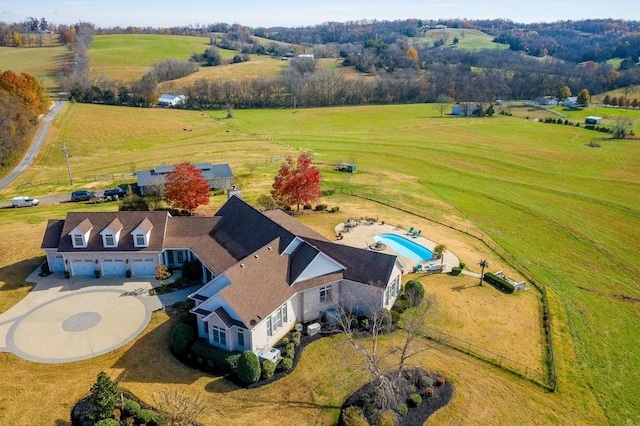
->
[373, 233, 433, 261]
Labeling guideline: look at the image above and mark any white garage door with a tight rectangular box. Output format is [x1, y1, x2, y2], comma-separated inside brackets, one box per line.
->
[71, 259, 95, 276]
[51, 255, 65, 272]
[102, 259, 127, 276]
[132, 258, 155, 276]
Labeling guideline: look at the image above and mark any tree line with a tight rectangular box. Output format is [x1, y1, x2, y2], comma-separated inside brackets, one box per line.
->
[0, 70, 49, 171]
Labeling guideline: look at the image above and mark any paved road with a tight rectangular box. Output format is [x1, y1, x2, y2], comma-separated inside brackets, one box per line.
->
[0, 101, 66, 192]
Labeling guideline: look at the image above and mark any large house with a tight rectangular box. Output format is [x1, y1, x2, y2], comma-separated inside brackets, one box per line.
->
[157, 94, 186, 107]
[136, 162, 233, 195]
[41, 196, 405, 355]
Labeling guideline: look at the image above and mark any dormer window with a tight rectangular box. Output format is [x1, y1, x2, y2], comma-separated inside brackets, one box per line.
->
[135, 234, 146, 247]
[70, 218, 93, 248]
[100, 218, 123, 248]
[73, 234, 84, 247]
[131, 217, 153, 248]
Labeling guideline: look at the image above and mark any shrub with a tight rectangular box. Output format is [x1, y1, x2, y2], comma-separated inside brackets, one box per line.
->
[458, 261, 466, 269]
[122, 399, 141, 417]
[174, 275, 183, 285]
[341, 406, 369, 426]
[426, 387, 435, 397]
[418, 375, 434, 389]
[404, 280, 424, 306]
[315, 204, 328, 211]
[40, 262, 50, 275]
[376, 409, 397, 426]
[64, 270, 70, 279]
[483, 272, 515, 293]
[237, 350, 261, 384]
[154, 263, 171, 280]
[94, 269, 101, 278]
[207, 359, 215, 368]
[436, 376, 446, 386]
[262, 359, 276, 379]
[392, 298, 410, 313]
[330, 206, 340, 212]
[135, 409, 156, 425]
[88, 371, 120, 422]
[95, 419, 119, 426]
[225, 353, 241, 371]
[280, 356, 293, 371]
[396, 403, 408, 416]
[390, 310, 401, 325]
[286, 344, 295, 359]
[450, 266, 462, 276]
[303, 204, 312, 210]
[188, 339, 241, 373]
[321, 188, 335, 196]
[125, 270, 132, 278]
[112, 408, 121, 421]
[197, 356, 204, 365]
[292, 331, 301, 346]
[408, 393, 422, 407]
[281, 336, 289, 346]
[171, 323, 195, 355]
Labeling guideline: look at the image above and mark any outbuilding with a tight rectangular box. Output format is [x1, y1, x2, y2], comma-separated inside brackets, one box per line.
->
[585, 116, 603, 125]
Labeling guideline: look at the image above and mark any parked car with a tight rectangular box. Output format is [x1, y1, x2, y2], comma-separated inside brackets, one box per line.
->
[12, 196, 39, 207]
[71, 190, 98, 202]
[103, 186, 127, 198]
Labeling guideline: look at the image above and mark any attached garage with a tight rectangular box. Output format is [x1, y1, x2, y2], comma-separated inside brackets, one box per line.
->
[102, 259, 127, 276]
[132, 258, 155, 276]
[71, 259, 95, 276]
[50, 255, 65, 273]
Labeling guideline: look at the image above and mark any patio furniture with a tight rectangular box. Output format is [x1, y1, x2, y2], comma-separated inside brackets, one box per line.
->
[412, 230, 422, 238]
[407, 227, 414, 235]
[415, 263, 423, 273]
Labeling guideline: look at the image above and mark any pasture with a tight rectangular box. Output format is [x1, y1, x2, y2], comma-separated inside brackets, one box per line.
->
[0, 45, 69, 91]
[0, 102, 639, 424]
[412, 28, 508, 50]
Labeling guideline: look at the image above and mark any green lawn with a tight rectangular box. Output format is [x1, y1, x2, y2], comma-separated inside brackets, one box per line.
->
[1, 103, 639, 424]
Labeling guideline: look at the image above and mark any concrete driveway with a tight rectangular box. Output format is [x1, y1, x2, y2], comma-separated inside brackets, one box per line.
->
[0, 270, 196, 363]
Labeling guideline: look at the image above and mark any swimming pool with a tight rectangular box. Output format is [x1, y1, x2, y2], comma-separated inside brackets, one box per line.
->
[373, 233, 434, 261]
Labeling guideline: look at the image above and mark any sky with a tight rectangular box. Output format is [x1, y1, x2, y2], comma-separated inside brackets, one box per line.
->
[1, 0, 638, 28]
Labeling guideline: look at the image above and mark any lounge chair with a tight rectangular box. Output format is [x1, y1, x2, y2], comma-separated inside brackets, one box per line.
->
[415, 263, 423, 273]
[406, 226, 414, 235]
[412, 230, 421, 238]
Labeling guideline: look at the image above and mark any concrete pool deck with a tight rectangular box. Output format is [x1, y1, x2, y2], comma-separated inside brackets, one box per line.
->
[334, 221, 459, 273]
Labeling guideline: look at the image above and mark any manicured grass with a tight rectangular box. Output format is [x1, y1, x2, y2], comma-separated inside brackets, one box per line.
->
[1, 103, 639, 424]
[0, 45, 69, 91]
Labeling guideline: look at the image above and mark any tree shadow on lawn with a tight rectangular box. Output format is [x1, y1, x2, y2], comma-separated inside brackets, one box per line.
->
[0, 256, 41, 292]
[111, 319, 203, 385]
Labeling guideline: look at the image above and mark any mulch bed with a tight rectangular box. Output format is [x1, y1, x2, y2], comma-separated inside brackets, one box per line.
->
[340, 369, 453, 426]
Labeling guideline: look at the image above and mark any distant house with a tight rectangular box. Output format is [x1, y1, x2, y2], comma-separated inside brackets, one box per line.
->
[451, 103, 480, 116]
[564, 96, 578, 109]
[297, 54, 314, 60]
[585, 116, 602, 125]
[435, 24, 447, 29]
[158, 94, 186, 107]
[537, 96, 558, 106]
[136, 163, 233, 195]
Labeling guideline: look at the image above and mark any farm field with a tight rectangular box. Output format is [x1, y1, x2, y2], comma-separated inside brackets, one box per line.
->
[412, 28, 509, 50]
[89, 34, 215, 81]
[0, 45, 69, 91]
[0, 102, 639, 424]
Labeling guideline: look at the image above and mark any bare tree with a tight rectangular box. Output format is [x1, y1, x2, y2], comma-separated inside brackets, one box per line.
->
[478, 259, 489, 286]
[153, 387, 205, 426]
[611, 116, 634, 139]
[434, 94, 453, 117]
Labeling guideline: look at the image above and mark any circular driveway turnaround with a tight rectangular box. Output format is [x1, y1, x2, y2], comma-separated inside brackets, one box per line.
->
[7, 289, 150, 363]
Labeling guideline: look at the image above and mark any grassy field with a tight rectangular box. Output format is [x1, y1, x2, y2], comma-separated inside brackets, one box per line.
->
[0, 45, 70, 91]
[0, 102, 639, 424]
[412, 28, 508, 50]
[89, 34, 215, 81]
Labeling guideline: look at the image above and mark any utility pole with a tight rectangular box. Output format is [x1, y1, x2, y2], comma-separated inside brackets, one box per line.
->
[61, 142, 73, 185]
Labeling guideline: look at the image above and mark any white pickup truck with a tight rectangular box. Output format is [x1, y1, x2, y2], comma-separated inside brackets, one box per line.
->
[12, 196, 39, 207]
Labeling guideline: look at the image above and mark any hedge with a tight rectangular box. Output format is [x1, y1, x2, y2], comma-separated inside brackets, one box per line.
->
[170, 323, 195, 355]
[483, 272, 515, 293]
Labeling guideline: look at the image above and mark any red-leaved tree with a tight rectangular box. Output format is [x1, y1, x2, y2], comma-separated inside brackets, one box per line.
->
[163, 161, 210, 215]
[271, 154, 321, 211]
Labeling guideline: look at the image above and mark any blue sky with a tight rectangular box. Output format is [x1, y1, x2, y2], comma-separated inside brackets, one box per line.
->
[1, 0, 638, 28]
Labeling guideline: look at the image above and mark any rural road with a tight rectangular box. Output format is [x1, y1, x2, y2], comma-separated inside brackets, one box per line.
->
[0, 101, 66, 192]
